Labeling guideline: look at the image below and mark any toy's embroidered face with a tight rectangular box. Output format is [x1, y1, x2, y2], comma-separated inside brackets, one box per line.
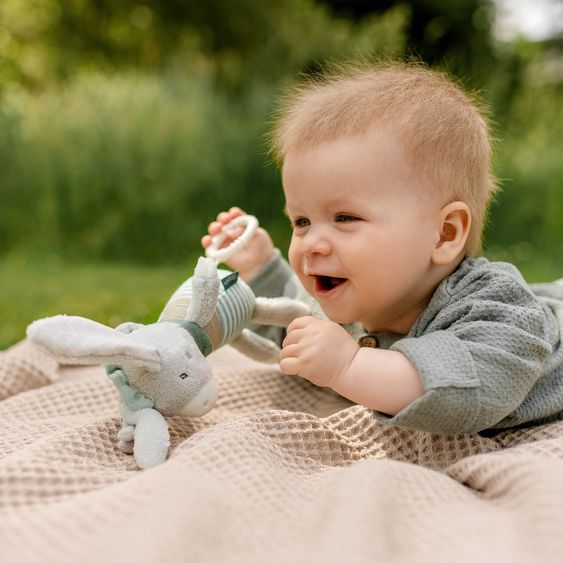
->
[283, 129, 443, 334]
[125, 322, 216, 416]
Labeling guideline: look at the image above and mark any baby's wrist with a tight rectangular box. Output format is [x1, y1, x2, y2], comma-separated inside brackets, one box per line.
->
[330, 340, 361, 390]
[330, 344, 365, 396]
[239, 256, 274, 283]
[239, 248, 277, 283]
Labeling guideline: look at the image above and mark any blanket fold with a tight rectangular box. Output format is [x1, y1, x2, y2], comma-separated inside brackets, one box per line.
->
[1, 340, 563, 563]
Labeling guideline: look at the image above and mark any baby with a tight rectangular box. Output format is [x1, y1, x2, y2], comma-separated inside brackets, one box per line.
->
[202, 63, 563, 435]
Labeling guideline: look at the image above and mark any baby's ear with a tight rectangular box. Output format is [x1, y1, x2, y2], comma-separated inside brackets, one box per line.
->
[432, 201, 471, 265]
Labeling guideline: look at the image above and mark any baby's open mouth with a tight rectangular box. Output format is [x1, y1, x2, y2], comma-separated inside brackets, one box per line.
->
[314, 275, 348, 293]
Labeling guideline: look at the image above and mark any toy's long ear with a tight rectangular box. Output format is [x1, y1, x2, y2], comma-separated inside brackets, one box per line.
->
[26, 315, 161, 370]
[186, 257, 219, 327]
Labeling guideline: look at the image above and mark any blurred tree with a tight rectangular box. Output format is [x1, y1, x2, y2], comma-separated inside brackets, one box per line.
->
[0, 0, 560, 273]
[0, 1, 410, 262]
[317, 0, 497, 86]
[0, 0, 409, 93]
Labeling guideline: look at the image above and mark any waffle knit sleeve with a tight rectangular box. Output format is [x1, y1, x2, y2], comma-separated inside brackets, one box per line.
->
[375, 259, 554, 434]
[248, 249, 298, 300]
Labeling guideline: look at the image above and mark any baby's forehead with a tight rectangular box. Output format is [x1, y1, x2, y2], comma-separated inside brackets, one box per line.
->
[285, 123, 413, 159]
[283, 127, 417, 177]
[284, 192, 366, 210]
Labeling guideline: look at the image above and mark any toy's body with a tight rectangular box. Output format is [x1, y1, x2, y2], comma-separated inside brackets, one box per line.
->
[160, 267, 255, 352]
[27, 257, 309, 469]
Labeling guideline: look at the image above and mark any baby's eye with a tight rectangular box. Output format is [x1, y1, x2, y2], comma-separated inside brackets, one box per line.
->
[292, 217, 310, 229]
[336, 214, 359, 223]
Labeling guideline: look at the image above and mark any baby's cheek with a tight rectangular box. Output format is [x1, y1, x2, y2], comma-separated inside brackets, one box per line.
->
[288, 241, 302, 273]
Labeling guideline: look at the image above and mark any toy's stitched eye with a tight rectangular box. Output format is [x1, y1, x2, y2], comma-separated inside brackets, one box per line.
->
[180, 373, 189, 380]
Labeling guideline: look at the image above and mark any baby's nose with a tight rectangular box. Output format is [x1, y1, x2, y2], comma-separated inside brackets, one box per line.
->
[302, 229, 331, 256]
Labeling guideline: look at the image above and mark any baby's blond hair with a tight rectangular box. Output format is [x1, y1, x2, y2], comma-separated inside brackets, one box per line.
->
[270, 62, 498, 255]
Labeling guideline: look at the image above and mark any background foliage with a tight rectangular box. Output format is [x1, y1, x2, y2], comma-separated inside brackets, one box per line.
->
[1, 0, 561, 347]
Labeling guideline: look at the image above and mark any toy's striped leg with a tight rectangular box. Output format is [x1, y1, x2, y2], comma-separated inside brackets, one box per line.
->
[252, 297, 310, 327]
[230, 329, 281, 363]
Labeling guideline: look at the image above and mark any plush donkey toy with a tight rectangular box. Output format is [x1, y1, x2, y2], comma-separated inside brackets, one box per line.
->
[27, 217, 309, 469]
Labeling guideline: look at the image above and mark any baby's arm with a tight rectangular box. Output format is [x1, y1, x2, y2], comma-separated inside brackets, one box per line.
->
[280, 317, 424, 414]
[335, 347, 425, 414]
[282, 260, 557, 434]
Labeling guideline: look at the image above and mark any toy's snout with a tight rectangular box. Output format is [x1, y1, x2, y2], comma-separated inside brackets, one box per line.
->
[181, 379, 218, 416]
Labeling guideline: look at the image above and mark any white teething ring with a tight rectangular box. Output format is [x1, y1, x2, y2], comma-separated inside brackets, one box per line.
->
[205, 214, 259, 264]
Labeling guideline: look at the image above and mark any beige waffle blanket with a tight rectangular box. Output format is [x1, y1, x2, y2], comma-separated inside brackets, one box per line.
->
[2, 340, 563, 563]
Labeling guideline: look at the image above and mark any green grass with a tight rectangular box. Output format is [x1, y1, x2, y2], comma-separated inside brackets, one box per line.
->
[0, 255, 193, 350]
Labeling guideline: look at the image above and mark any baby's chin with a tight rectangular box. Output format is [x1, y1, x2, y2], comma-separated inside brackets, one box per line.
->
[297, 278, 362, 325]
[316, 304, 361, 326]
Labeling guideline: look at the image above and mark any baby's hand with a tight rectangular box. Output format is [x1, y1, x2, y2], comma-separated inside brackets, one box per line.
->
[201, 207, 275, 282]
[280, 317, 359, 388]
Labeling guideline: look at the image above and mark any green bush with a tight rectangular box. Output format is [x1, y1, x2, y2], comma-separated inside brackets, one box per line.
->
[0, 2, 412, 264]
[0, 43, 560, 280]
[484, 72, 563, 280]
[0, 72, 290, 263]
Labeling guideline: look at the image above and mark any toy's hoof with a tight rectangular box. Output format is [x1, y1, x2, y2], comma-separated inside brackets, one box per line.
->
[134, 443, 169, 469]
[117, 425, 135, 442]
[118, 439, 134, 454]
[133, 408, 170, 469]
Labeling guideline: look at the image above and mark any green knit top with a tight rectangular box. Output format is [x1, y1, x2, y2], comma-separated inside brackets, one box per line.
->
[249, 251, 563, 434]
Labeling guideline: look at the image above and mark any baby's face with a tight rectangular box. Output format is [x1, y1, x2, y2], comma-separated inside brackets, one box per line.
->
[283, 129, 442, 334]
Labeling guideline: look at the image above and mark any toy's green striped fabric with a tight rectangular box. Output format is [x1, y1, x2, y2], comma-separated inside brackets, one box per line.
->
[159, 270, 255, 352]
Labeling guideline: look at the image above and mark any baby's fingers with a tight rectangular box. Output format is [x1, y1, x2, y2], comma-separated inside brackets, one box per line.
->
[203, 222, 244, 250]
[286, 316, 319, 334]
[217, 207, 245, 224]
[279, 354, 300, 375]
[282, 328, 306, 348]
[207, 220, 224, 236]
[279, 342, 305, 375]
[201, 222, 223, 248]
